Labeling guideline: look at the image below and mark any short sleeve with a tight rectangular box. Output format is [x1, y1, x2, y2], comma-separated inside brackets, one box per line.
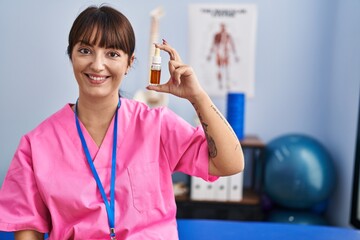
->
[0, 135, 50, 232]
[160, 107, 218, 182]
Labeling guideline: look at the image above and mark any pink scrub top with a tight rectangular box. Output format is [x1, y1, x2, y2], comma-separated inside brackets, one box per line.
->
[0, 98, 217, 239]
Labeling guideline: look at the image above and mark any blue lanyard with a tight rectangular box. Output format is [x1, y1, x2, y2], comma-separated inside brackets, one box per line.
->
[74, 99, 120, 240]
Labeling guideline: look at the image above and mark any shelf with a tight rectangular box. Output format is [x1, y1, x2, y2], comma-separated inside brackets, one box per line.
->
[175, 189, 264, 221]
[176, 188, 260, 205]
[174, 135, 266, 221]
[240, 135, 266, 148]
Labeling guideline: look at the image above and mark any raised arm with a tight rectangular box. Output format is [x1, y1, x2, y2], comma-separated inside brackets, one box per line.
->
[191, 92, 244, 176]
[147, 40, 244, 176]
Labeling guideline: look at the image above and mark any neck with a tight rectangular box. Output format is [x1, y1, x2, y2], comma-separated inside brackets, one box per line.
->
[75, 94, 120, 147]
[77, 94, 119, 125]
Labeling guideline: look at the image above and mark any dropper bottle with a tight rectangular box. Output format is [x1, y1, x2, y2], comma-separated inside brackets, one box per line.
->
[150, 47, 161, 85]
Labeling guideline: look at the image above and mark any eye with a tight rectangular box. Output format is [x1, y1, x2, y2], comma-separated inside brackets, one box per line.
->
[108, 51, 121, 58]
[78, 48, 91, 55]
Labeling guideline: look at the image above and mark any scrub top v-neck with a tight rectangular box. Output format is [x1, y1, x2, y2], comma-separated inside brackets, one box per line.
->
[0, 98, 217, 239]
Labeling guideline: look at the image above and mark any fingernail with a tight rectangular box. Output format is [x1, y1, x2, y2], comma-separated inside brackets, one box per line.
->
[162, 39, 167, 44]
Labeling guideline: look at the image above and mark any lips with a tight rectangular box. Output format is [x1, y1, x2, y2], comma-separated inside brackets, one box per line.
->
[85, 73, 109, 84]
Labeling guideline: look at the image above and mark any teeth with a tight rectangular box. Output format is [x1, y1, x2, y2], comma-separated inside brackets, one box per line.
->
[88, 75, 106, 81]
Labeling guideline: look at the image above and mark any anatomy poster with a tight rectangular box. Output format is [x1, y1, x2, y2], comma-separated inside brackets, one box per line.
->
[188, 4, 257, 97]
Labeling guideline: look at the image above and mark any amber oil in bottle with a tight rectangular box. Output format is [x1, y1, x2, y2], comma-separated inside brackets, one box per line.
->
[150, 47, 161, 85]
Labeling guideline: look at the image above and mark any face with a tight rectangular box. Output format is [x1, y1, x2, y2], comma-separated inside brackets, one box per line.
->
[71, 40, 132, 100]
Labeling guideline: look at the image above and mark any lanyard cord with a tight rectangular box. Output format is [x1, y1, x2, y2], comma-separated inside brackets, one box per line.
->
[74, 99, 120, 239]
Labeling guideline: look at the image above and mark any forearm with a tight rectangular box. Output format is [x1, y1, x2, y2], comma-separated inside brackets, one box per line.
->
[191, 92, 244, 176]
[15, 230, 44, 240]
[149, 39, 244, 175]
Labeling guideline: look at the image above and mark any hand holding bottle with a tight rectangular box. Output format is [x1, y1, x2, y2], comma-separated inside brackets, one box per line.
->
[146, 39, 207, 103]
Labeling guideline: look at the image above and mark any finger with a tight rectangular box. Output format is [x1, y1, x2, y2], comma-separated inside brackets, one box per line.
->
[168, 59, 184, 74]
[155, 42, 182, 62]
[172, 65, 192, 85]
[146, 83, 170, 94]
[168, 61, 186, 86]
[169, 60, 185, 69]
[169, 60, 192, 76]
[169, 67, 192, 87]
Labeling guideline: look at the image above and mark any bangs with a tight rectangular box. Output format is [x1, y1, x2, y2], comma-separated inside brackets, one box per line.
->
[68, 6, 135, 60]
[77, 13, 127, 51]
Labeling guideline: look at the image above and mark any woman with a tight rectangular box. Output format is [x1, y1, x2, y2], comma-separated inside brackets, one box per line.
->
[0, 5, 244, 240]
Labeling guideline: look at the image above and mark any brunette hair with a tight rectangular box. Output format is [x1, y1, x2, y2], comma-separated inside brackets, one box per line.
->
[67, 5, 135, 66]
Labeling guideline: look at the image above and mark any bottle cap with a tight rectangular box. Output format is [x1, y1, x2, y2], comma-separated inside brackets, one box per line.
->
[152, 47, 161, 64]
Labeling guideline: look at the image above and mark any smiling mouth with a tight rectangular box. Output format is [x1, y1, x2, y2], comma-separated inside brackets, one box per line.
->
[85, 74, 109, 83]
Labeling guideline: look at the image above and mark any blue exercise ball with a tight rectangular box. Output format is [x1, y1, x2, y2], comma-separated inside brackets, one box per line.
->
[268, 209, 328, 226]
[264, 134, 335, 209]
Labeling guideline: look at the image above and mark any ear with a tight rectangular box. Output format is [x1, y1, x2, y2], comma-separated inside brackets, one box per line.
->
[129, 54, 135, 67]
[125, 54, 135, 75]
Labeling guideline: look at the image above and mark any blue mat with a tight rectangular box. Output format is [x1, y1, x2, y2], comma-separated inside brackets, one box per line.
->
[177, 219, 360, 240]
[0, 231, 13, 240]
[2, 221, 360, 240]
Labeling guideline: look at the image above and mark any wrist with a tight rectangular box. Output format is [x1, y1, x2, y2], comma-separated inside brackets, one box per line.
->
[188, 90, 210, 107]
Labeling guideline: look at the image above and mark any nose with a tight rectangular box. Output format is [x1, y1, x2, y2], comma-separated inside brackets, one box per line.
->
[90, 53, 105, 72]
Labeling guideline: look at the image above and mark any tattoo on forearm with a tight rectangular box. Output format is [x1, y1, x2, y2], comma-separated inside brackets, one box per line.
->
[200, 116, 218, 158]
[193, 102, 218, 158]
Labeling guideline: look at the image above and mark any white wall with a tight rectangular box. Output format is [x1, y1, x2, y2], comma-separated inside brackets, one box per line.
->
[326, 0, 360, 227]
[0, 0, 359, 228]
